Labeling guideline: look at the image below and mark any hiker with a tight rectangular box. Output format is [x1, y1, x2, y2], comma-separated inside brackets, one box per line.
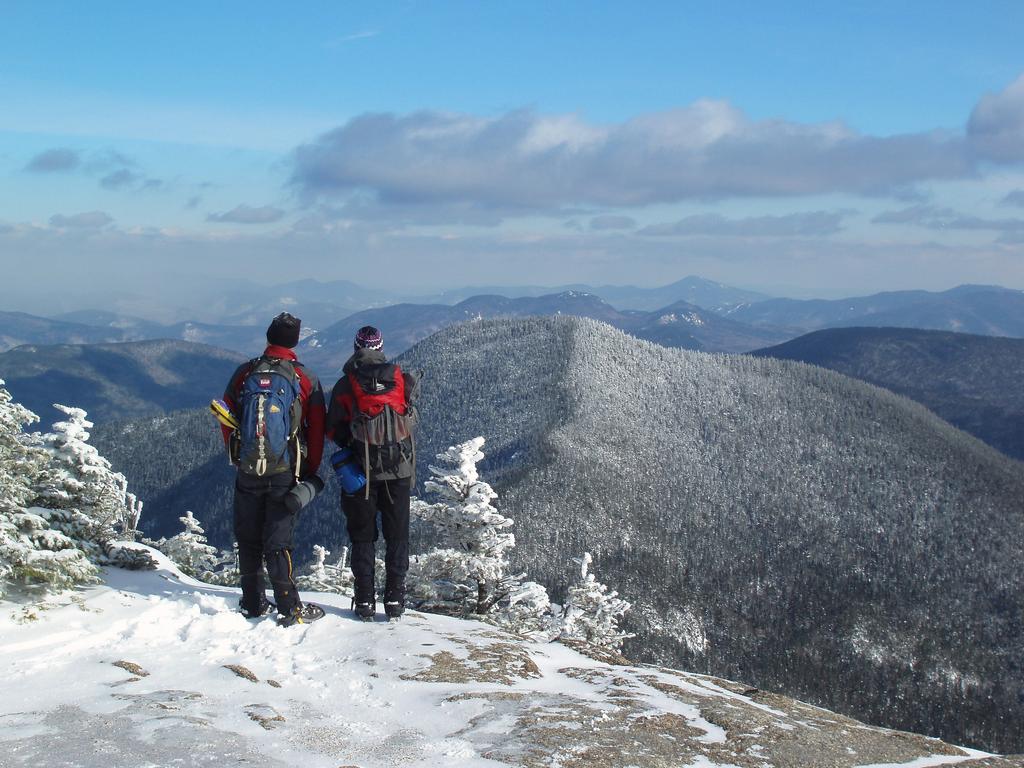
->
[326, 326, 419, 620]
[219, 312, 326, 626]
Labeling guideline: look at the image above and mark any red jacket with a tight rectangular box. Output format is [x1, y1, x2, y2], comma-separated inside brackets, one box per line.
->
[221, 345, 326, 476]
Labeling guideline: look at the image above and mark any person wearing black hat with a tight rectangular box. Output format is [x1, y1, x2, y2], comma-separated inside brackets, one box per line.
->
[325, 326, 420, 620]
[220, 312, 327, 626]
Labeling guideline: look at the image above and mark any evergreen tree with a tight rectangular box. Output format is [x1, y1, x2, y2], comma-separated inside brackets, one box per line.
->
[489, 580, 561, 640]
[0, 382, 96, 595]
[151, 511, 230, 579]
[202, 543, 240, 587]
[560, 552, 633, 651]
[32, 404, 147, 568]
[411, 437, 518, 614]
[297, 544, 352, 594]
[411, 437, 557, 635]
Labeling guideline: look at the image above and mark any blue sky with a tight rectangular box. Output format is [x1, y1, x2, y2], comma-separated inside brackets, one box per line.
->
[2, 1, 1024, 312]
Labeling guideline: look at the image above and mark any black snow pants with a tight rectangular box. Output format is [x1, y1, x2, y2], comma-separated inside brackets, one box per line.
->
[234, 471, 301, 615]
[341, 477, 411, 600]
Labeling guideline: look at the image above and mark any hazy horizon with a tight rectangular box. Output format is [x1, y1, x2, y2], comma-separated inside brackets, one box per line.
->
[2, 3, 1024, 308]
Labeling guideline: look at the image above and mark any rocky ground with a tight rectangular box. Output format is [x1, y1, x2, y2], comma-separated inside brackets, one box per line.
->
[0, 554, 1019, 768]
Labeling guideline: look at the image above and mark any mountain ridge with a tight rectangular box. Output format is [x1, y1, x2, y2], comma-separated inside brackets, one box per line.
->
[752, 326, 1024, 460]
[724, 284, 1024, 336]
[0, 339, 243, 426]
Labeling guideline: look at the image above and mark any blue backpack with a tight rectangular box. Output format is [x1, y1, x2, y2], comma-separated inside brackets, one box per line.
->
[237, 357, 304, 477]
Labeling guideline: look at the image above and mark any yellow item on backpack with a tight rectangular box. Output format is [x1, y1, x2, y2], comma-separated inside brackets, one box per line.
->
[210, 398, 240, 431]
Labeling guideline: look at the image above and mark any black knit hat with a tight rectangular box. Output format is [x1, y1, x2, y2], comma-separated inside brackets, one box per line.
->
[267, 312, 301, 349]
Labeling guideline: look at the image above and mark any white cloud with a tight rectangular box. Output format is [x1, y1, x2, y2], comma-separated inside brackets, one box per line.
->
[968, 74, 1024, 164]
[24, 148, 80, 173]
[1000, 189, 1024, 207]
[589, 215, 637, 231]
[49, 211, 114, 228]
[291, 104, 970, 219]
[639, 211, 847, 237]
[873, 205, 1024, 234]
[207, 205, 286, 224]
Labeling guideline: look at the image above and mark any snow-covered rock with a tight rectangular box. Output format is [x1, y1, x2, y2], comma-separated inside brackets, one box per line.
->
[1, 554, 1018, 768]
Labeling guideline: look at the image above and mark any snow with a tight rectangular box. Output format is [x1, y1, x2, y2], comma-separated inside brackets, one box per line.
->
[0, 553, 1002, 767]
[657, 312, 705, 326]
[0, 554, 742, 767]
[853, 751, 992, 768]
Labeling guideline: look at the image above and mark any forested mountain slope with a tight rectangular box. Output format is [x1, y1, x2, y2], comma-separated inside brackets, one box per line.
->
[0, 339, 242, 426]
[752, 327, 1024, 460]
[399, 316, 1024, 754]
[93, 316, 1024, 753]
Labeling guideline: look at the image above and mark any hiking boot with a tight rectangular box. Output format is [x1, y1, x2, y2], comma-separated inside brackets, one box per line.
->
[352, 574, 375, 621]
[352, 597, 376, 621]
[277, 602, 325, 627]
[239, 595, 275, 619]
[383, 580, 405, 620]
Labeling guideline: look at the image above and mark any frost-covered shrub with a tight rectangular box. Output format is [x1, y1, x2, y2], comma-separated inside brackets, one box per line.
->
[488, 580, 561, 640]
[560, 552, 633, 651]
[202, 543, 240, 587]
[297, 544, 353, 595]
[150, 511, 232, 581]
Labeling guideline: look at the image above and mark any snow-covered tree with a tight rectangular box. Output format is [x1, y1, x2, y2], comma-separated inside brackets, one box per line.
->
[297, 544, 353, 594]
[560, 552, 633, 651]
[32, 404, 146, 567]
[202, 543, 240, 587]
[410, 437, 518, 614]
[489, 580, 561, 640]
[410, 437, 557, 635]
[0, 382, 96, 595]
[151, 511, 230, 579]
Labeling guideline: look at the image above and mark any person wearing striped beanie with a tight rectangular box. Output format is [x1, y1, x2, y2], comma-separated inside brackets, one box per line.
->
[326, 325, 421, 621]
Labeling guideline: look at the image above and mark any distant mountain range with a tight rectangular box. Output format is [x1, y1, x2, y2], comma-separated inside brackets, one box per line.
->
[0, 311, 128, 351]
[93, 316, 1024, 753]
[6, 280, 1023, 362]
[0, 339, 242, 426]
[753, 326, 1024, 461]
[3, 276, 780, 357]
[422, 275, 771, 312]
[13, 274, 767, 328]
[725, 284, 1024, 336]
[0, 310, 272, 356]
[0, 291, 787, 428]
[298, 291, 791, 373]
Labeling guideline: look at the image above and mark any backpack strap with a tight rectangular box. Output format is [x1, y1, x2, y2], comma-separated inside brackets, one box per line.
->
[363, 435, 371, 500]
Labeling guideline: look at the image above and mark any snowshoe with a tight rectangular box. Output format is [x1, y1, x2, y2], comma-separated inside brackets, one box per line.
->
[239, 595, 275, 619]
[277, 602, 325, 627]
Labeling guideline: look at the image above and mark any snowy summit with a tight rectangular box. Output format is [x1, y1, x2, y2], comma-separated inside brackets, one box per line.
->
[1, 552, 1015, 768]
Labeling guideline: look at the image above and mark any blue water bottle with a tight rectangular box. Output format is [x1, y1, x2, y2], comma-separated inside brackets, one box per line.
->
[330, 447, 367, 495]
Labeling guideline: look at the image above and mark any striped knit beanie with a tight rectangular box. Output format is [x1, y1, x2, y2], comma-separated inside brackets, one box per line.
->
[354, 325, 383, 352]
